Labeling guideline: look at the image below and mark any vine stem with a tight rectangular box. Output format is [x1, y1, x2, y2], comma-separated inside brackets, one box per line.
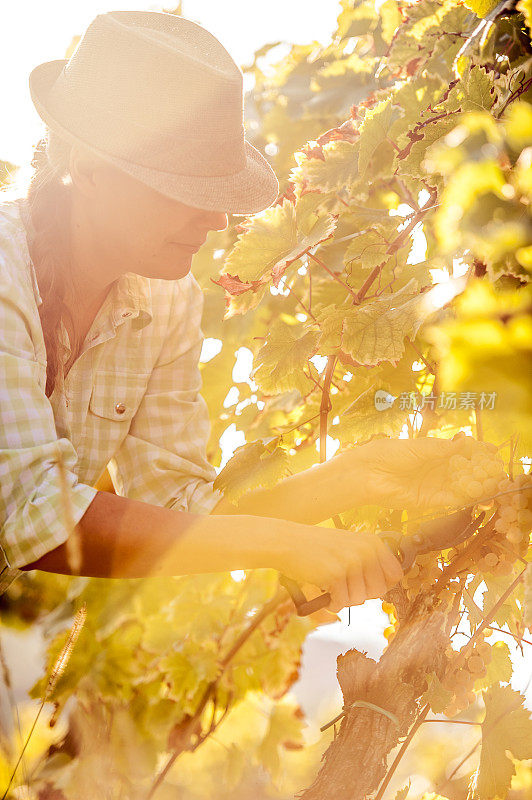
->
[307, 251, 359, 300]
[436, 739, 481, 794]
[485, 625, 532, 648]
[289, 283, 317, 322]
[408, 339, 436, 375]
[319, 356, 337, 464]
[355, 187, 437, 304]
[146, 588, 286, 799]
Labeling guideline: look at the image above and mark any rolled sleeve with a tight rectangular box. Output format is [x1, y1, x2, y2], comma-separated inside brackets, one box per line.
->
[0, 266, 98, 570]
[109, 274, 225, 515]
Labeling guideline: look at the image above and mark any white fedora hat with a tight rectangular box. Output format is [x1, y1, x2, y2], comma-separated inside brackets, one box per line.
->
[28, 10, 280, 215]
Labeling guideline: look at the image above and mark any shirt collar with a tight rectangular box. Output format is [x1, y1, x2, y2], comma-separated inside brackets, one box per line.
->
[30, 263, 153, 333]
[110, 272, 153, 332]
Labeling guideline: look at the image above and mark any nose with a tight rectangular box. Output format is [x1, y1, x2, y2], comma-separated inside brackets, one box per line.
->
[203, 210, 229, 232]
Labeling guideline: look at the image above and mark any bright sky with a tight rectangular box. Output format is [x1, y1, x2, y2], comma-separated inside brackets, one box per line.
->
[0, 0, 340, 166]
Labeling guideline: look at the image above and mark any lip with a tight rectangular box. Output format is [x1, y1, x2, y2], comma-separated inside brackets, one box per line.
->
[170, 241, 203, 250]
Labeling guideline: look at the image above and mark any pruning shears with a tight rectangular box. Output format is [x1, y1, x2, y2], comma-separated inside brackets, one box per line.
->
[280, 506, 479, 616]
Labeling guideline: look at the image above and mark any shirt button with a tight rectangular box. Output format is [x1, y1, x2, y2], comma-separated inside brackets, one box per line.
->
[122, 311, 132, 318]
[115, 402, 126, 415]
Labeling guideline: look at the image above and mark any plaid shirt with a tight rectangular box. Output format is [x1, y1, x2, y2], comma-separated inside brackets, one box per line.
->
[0, 196, 223, 591]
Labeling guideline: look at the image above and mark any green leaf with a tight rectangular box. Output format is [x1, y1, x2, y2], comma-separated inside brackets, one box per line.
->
[222, 197, 337, 283]
[334, 382, 407, 444]
[517, 0, 532, 34]
[475, 642, 513, 691]
[395, 784, 411, 800]
[503, 100, 532, 148]
[291, 139, 361, 192]
[316, 280, 429, 366]
[200, 345, 237, 419]
[213, 437, 290, 505]
[461, 66, 496, 112]
[222, 743, 247, 790]
[358, 97, 403, 175]
[378, 0, 402, 44]
[476, 685, 532, 799]
[463, 0, 499, 17]
[401, 114, 460, 179]
[257, 702, 306, 779]
[421, 672, 453, 714]
[344, 229, 392, 272]
[433, 160, 507, 251]
[252, 319, 320, 395]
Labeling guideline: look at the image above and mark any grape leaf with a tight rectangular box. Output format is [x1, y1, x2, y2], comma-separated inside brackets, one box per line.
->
[291, 139, 362, 192]
[379, 0, 403, 44]
[474, 642, 512, 690]
[462, 66, 496, 112]
[358, 96, 403, 174]
[252, 319, 320, 395]
[476, 685, 532, 799]
[394, 784, 410, 800]
[316, 280, 429, 366]
[221, 198, 337, 284]
[463, 0, 499, 17]
[213, 437, 290, 504]
[344, 229, 392, 272]
[421, 672, 453, 714]
[258, 702, 306, 778]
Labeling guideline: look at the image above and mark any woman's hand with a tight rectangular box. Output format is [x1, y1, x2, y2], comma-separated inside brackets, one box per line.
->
[274, 524, 403, 614]
[351, 432, 496, 509]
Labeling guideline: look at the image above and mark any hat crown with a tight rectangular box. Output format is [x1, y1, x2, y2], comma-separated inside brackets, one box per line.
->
[27, 10, 280, 213]
[55, 11, 243, 129]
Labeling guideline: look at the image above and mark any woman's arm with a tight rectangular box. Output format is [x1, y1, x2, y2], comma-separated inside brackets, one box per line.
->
[209, 447, 371, 524]
[21, 487, 403, 614]
[20, 489, 281, 578]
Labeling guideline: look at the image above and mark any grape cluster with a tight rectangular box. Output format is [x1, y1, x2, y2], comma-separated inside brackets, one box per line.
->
[399, 552, 442, 601]
[441, 634, 492, 717]
[448, 444, 506, 505]
[493, 473, 532, 552]
[382, 446, 530, 644]
[447, 446, 531, 574]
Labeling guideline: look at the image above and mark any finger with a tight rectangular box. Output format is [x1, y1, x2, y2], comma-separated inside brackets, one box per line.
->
[373, 539, 404, 585]
[346, 560, 367, 606]
[452, 431, 467, 441]
[450, 433, 475, 457]
[327, 571, 350, 614]
[359, 558, 388, 600]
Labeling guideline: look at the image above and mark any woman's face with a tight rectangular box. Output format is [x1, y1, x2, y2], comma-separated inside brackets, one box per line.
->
[69, 145, 229, 283]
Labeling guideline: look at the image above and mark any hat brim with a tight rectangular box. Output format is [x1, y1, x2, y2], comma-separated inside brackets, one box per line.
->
[29, 59, 280, 216]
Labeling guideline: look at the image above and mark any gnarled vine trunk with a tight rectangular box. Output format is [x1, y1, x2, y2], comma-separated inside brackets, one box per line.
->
[298, 588, 453, 799]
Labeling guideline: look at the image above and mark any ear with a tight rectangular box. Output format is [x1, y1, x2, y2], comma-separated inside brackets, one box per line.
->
[68, 144, 106, 198]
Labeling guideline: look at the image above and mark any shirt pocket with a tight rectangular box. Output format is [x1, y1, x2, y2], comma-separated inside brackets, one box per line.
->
[89, 370, 150, 426]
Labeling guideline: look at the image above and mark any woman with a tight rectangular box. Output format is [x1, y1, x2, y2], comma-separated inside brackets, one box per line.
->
[0, 10, 480, 614]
